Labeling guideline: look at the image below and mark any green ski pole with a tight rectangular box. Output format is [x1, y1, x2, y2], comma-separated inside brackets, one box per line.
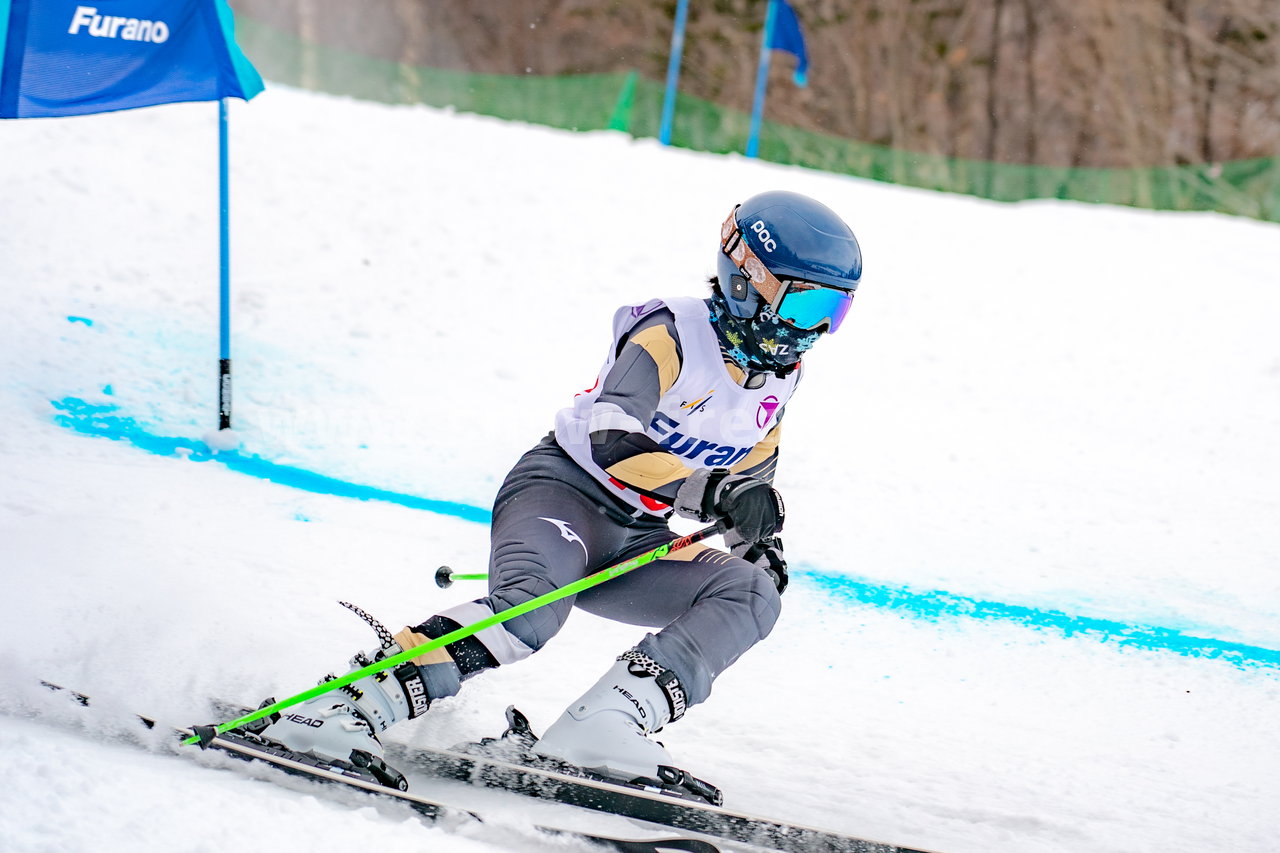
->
[186, 522, 724, 747]
[434, 566, 486, 588]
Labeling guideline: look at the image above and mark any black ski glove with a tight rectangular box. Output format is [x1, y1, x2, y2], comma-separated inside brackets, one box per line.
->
[733, 536, 789, 594]
[675, 468, 784, 544]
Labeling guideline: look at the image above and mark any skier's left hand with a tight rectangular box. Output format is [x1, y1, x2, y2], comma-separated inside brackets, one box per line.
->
[734, 537, 789, 595]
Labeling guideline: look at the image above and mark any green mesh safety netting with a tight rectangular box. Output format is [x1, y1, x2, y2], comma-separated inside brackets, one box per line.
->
[236, 16, 1280, 223]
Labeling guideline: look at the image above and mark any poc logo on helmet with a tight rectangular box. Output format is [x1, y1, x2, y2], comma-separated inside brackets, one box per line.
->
[749, 220, 778, 253]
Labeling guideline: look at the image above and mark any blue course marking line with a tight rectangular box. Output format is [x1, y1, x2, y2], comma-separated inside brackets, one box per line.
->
[798, 568, 1280, 671]
[51, 396, 1279, 671]
[51, 397, 491, 525]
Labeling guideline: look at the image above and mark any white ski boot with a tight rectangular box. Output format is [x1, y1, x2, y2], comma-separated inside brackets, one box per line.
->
[253, 651, 414, 755]
[533, 649, 688, 785]
[250, 612, 458, 782]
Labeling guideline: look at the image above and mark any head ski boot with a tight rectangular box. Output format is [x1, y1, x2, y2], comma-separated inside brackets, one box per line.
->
[248, 606, 463, 789]
[533, 650, 695, 786]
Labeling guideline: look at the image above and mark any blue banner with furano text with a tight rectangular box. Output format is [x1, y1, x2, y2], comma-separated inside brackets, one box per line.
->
[0, 0, 262, 118]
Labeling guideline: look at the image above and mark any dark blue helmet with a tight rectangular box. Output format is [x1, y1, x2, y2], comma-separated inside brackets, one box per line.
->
[716, 190, 863, 321]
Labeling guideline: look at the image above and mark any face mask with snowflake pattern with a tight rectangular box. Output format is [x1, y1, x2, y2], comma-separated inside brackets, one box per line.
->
[707, 291, 820, 375]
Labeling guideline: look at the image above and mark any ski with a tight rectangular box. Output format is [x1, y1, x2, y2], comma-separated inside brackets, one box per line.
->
[379, 706, 940, 853]
[38, 684, 720, 853]
[61, 684, 936, 853]
[210, 697, 938, 853]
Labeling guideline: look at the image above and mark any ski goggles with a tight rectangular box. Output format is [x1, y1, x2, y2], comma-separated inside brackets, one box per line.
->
[720, 210, 856, 333]
[770, 278, 855, 333]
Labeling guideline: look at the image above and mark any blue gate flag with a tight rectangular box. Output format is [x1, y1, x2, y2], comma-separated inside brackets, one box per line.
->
[769, 0, 809, 87]
[0, 0, 263, 118]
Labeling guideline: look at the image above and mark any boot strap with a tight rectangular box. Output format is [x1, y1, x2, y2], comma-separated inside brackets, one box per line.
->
[618, 649, 687, 722]
[390, 662, 432, 718]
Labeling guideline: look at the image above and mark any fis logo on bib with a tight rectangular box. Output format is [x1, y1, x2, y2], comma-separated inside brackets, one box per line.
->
[679, 391, 715, 415]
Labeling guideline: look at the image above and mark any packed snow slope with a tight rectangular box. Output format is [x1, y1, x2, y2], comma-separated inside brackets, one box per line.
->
[2, 86, 1278, 853]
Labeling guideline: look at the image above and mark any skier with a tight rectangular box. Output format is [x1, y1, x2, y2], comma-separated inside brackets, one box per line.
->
[253, 190, 863, 788]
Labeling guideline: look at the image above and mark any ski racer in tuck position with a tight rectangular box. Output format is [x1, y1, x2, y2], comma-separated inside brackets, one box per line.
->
[254, 190, 864, 789]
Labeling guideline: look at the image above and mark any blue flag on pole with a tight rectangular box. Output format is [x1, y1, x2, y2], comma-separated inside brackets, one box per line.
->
[768, 0, 809, 87]
[0, 0, 263, 118]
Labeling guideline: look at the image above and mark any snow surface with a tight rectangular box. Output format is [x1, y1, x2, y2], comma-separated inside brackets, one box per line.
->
[2, 85, 1279, 853]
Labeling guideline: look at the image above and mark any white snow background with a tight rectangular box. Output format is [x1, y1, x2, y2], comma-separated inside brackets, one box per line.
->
[1, 86, 1278, 853]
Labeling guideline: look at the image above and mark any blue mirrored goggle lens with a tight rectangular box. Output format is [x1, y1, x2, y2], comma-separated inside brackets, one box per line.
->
[776, 284, 854, 332]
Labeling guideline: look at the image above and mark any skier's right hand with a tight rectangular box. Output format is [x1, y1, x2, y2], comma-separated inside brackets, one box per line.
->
[675, 468, 784, 543]
[737, 538, 789, 595]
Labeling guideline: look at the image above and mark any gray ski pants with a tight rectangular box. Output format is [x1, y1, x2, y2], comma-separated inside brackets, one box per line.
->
[454, 435, 781, 707]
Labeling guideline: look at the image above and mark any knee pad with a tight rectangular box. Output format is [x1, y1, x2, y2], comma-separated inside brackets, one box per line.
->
[700, 556, 782, 641]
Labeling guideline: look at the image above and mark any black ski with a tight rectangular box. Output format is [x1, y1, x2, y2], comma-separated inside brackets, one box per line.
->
[87, 686, 931, 850]
[191, 729, 718, 853]
[38, 684, 719, 853]
[209, 697, 938, 853]
[380, 706, 940, 853]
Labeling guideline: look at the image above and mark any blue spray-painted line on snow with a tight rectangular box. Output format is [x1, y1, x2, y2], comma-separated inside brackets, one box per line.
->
[50, 397, 491, 525]
[796, 568, 1280, 670]
[50, 396, 1279, 671]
